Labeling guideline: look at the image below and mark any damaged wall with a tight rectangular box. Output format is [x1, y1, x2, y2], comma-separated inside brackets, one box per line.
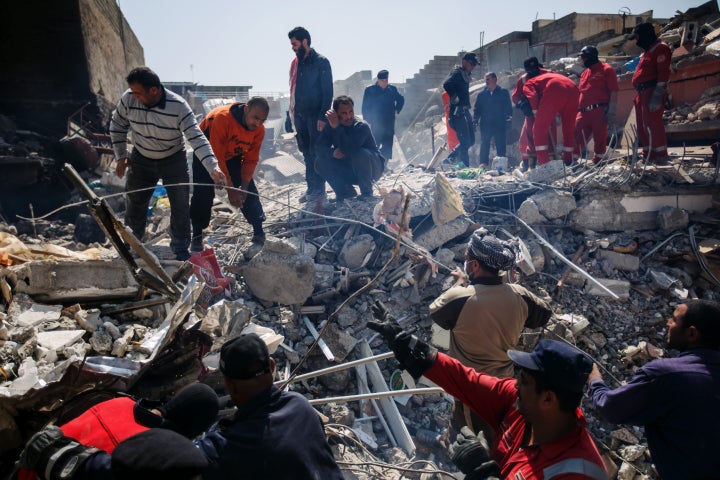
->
[0, 0, 143, 136]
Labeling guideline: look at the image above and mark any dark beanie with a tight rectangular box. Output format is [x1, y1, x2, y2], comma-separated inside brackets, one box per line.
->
[161, 383, 219, 438]
[112, 429, 208, 480]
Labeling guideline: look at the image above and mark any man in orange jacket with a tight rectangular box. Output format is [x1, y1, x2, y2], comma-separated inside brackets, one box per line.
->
[189, 97, 269, 251]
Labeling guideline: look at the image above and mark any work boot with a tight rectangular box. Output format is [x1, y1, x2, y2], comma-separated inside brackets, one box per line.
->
[174, 250, 191, 261]
[521, 159, 529, 172]
[251, 232, 266, 244]
[190, 234, 204, 252]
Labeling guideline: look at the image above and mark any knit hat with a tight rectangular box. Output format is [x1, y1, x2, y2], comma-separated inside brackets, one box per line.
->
[111, 429, 208, 480]
[377, 69, 389, 80]
[219, 333, 271, 380]
[134, 383, 219, 438]
[466, 228, 517, 271]
[523, 57, 543, 72]
[507, 340, 593, 393]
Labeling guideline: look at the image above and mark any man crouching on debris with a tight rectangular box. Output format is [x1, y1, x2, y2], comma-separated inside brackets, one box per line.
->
[430, 228, 551, 439]
[368, 314, 608, 480]
[588, 299, 720, 479]
[315, 95, 385, 202]
[189, 97, 269, 252]
[14, 383, 219, 480]
[110, 66, 227, 261]
[196, 333, 344, 480]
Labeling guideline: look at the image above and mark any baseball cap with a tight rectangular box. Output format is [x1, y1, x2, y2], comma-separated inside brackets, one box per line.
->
[134, 383, 219, 438]
[507, 339, 593, 392]
[462, 52, 479, 66]
[377, 69, 389, 80]
[112, 429, 208, 480]
[523, 57, 543, 71]
[219, 333, 271, 380]
[627, 22, 654, 40]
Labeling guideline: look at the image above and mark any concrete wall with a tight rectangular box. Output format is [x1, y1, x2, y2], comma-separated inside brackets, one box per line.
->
[333, 70, 373, 116]
[0, 0, 143, 136]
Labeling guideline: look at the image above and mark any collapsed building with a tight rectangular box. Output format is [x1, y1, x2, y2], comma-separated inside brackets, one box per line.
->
[1, 1, 720, 479]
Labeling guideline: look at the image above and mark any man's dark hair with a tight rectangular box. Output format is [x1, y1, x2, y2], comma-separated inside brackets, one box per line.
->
[288, 26, 311, 45]
[126, 66, 161, 89]
[485, 72, 497, 79]
[683, 299, 720, 349]
[247, 96, 270, 114]
[332, 95, 354, 111]
[525, 368, 583, 413]
[472, 256, 499, 277]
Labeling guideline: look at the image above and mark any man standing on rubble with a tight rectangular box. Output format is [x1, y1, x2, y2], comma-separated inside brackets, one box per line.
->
[573, 46, 619, 165]
[511, 57, 549, 171]
[315, 95, 385, 201]
[197, 333, 344, 479]
[288, 26, 333, 203]
[429, 228, 552, 438]
[588, 299, 720, 479]
[523, 71, 579, 166]
[361, 69, 404, 160]
[189, 97, 269, 251]
[110, 66, 226, 261]
[368, 314, 607, 480]
[473, 72, 512, 168]
[627, 22, 672, 165]
[443, 52, 478, 168]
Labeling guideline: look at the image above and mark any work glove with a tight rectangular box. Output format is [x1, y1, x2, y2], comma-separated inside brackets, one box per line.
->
[18, 426, 99, 480]
[448, 427, 501, 480]
[368, 301, 437, 379]
[648, 84, 666, 112]
[285, 110, 294, 133]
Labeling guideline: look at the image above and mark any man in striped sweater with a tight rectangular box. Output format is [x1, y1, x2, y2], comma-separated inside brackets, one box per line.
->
[110, 66, 226, 260]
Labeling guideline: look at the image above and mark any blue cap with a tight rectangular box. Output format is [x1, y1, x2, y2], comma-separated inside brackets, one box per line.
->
[507, 339, 592, 392]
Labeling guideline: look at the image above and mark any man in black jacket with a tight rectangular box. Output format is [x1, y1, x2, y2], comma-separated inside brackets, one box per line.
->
[361, 70, 404, 160]
[288, 26, 333, 202]
[473, 72, 512, 167]
[316, 95, 385, 201]
[443, 52, 478, 167]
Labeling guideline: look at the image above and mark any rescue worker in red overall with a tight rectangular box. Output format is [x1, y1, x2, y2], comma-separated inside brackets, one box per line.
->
[368, 311, 607, 480]
[628, 22, 671, 164]
[573, 46, 619, 165]
[523, 72, 579, 166]
[511, 58, 549, 171]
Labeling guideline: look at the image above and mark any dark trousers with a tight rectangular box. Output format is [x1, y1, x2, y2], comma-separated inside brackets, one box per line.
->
[294, 111, 326, 195]
[124, 149, 189, 255]
[479, 124, 507, 166]
[449, 109, 475, 167]
[371, 126, 395, 159]
[189, 155, 265, 237]
[315, 148, 384, 198]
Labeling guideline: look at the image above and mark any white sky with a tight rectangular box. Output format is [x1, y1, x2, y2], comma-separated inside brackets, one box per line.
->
[117, 0, 708, 93]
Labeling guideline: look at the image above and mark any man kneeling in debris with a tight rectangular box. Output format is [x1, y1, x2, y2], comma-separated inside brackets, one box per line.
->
[196, 333, 344, 479]
[588, 299, 720, 479]
[430, 228, 551, 439]
[189, 97, 269, 251]
[368, 314, 607, 480]
[15, 383, 219, 480]
[315, 95, 385, 201]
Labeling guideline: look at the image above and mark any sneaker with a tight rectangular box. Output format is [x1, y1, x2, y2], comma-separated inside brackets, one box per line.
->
[190, 235, 204, 252]
[251, 233, 266, 244]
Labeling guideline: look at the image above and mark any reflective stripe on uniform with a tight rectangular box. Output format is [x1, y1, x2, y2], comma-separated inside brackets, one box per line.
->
[543, 458, 608, 480]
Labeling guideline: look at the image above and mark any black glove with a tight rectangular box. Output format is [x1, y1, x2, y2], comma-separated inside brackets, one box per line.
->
[18, 426, 99, 480]
[449, 427, 501, 480]
[515, 97, 534, 118]
[285, 110, 294, 133]
[368, 301, 437, 379]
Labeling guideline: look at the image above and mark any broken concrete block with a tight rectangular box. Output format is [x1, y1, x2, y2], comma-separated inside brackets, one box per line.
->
[531, 189, 577, 220]
[596, 250, 640, 271]
[89, 330, 112, 354]
[327, 403, 355, 426]
[619, 444, 646, 462]
[517, 198, 547, 225]
[102, 322, 121, 340]
[75, 309, 102, 332]
[259, 153, 305, 185]
[526, 160, 566, 183]
[36, 330, 85, 352]
[14, 303, 63, 328]
[610, 427, 639, 444]
[317, 323, 357, 362]
[526, 240, 546, 273]
[657, 206, 689, 233]
[286, 236, 317, 258]
[434, 248, 455, 268]
[556, 313, 590, 335]
[585, 279, 630, 299]
[338, 234, 375, 269]
[617, 462, 635, 480]
[414, 216, 473, 251]
[243, 237, 315, 305]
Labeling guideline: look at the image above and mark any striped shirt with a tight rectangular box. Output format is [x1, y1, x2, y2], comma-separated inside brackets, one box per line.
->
[110, 87, 218, 172]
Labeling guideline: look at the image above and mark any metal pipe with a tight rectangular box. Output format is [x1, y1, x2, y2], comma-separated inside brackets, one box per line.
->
[276, 352, 395, 385]
[308, 387, 445, 406]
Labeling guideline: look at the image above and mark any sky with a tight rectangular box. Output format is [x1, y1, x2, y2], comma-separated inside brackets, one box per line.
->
[117, 0, 708, 93]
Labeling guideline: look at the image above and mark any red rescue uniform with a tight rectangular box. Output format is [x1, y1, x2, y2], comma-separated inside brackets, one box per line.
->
[425, 353, 607, 480]
[632, 39, 671, 158]
[512, 69, 550, 162]
[523, 73, 579, 165]
[574, 62, 619, 162]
